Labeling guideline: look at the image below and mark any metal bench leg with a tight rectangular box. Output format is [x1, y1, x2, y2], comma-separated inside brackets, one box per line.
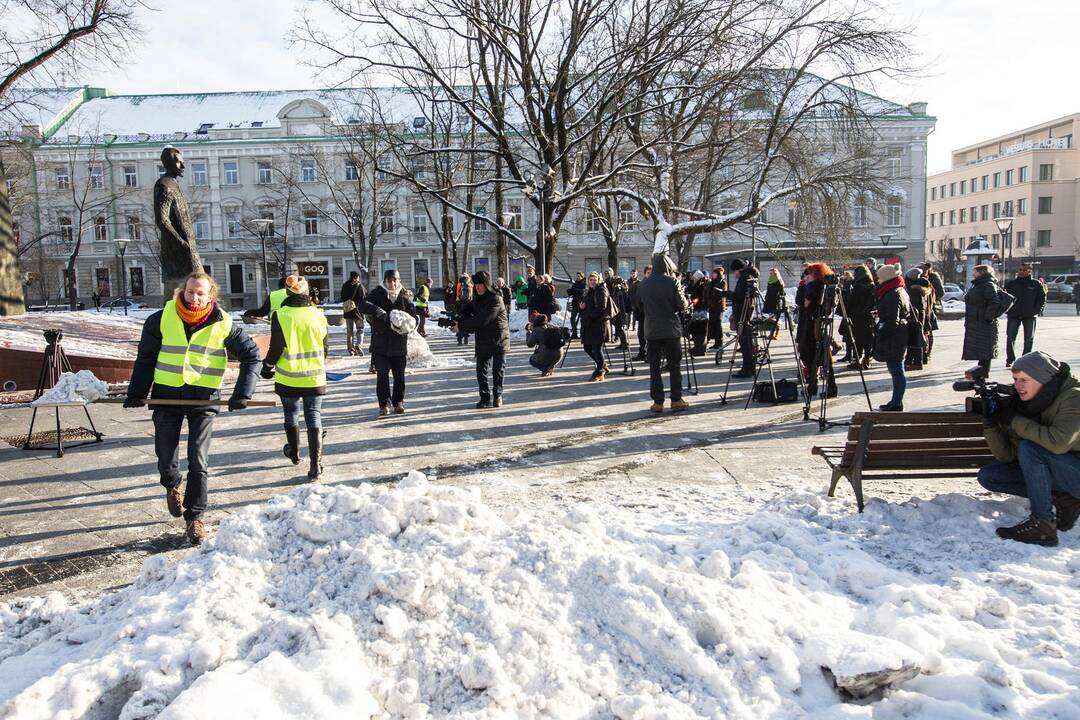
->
[828, 469, 844, 498]
[850, 469, 865, 513]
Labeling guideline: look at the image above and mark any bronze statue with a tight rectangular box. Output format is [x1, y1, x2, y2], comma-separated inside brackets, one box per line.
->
[154, 147, 202, 296]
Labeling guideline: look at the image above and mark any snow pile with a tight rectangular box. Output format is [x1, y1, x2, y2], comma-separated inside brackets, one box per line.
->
[389, 310, 417, 336]
[31, 370, 110, 405]
[2, 479, 1079, 719]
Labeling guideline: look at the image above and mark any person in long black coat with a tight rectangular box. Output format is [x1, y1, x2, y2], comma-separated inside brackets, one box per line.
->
[962, 265, 1004, 374]
[360, 269, 417, 415]
[796, 262, 837, 397]
[873, 263, 913, 411]
[707, 267, 728, 349]
[580, 272, 612, 380]
[843, 265, 876, 369]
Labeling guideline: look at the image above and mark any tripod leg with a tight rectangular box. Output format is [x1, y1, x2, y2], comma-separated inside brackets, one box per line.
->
[23, 407, 39, 450]
[55, 407, 63, 458]
[84, 405, 103, 442]
[836, 292, 873, 411]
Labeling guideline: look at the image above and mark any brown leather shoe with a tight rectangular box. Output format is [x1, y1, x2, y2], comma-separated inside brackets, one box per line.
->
[166, 487, 184, 518]
[996, 514, 1057, 546]
[186, 519, 207, 546]
[649, 402, 663, 413]
[670, 399, 690, 412]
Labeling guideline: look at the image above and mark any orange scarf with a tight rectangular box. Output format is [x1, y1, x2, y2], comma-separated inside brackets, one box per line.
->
[173, 291, 214, 328]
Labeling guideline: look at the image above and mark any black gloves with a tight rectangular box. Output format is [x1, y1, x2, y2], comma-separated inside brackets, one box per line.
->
[260, 363, 276, 380]
[374, 307, 388, 321]
[123, 396, 146, 409]
[228, 396, 249, 412]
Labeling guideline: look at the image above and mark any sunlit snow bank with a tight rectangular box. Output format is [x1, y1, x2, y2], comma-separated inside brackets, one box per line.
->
[1, 476, 1078, 719]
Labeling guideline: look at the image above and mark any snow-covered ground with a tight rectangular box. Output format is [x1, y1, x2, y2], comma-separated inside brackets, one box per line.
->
[1, 473, 1077, 719]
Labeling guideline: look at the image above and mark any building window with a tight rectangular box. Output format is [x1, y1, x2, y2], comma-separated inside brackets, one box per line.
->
[345, 158, 359, 181]
[1039, 164, 1054, 181]
[193, 208, 209, 240]
[93, 215, 108, 241]
[1002, 200, 1012, 217]
[887, 148, 902, 178]
[585, 209, 603, 233]
[256, 208, 275, 237]
[852, 196, 868, 227]
[411, 209, 427, 233]
[970, 206, 977, 222]
[380, 258, 397, 276]
[257, 161, 273, 185]
[410, 159, 427, 180]
[991, 234, 998, 249]
[992, 172, 1001, 188]
[90, 164, 104, 189]
[980, 205, 988, 221]
[303, 206, 319, 236]
[224, 207, 242, 238]
[377, 158, 391, 180]
[959, 179, 967, 195]
[886, 198, 902, 227]
[223, 160, 239, 185]
[970, 176, 978, 192]
[126, 214, 141, 240]
[380, 209, 395, 234]
[1005, 169, 1014, 186]
[123, 165, 138, 187]
[1017, 198, 1027, 215]
[506, 203, 522, 231]
[930, 187, 936, 201]
[58, 214, 73, 242]
[301, 158, 317, 183]
[992, 202, 1001, 218]
[619, 204, 637, 228]
[948, 182, 955, 197]
[56, 165, 70, 190]
[929, 214, 935, 228]
[948, 210, 955, 225]
[191, 161, 209, 186]
[1037, 229, 1051, 247]
[1016, 231, 1026, 248]
[981, 175, 989, 191]
[1018, 166, 1028, 183]
[959, 208, 967, 224]
[1038, 196, 1052, 214]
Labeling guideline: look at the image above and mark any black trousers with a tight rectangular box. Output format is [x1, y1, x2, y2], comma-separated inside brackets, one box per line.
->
[1005, 316, 1036, 363]
[584, 343, 605, 373]
[153, 407, 214, 521]
[570, 306, 581, 337]
[636, 314, 647, 357]
[374, 353, 406, 406]
[738, 324, 754, 372]
[707, 308, 724, 346]
[476, 350, 506, 401]
[612, 320, 627, 346]
[648, 337, 682, 403]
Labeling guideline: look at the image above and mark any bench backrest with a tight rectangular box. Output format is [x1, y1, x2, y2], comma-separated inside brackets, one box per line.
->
[839, 411, 993, 468]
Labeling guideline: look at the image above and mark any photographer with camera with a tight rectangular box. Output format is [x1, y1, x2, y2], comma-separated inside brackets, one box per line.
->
[729, 258, 760, 379]
[526, 312, 566, 376]
[975, 351, 1080, 546]
[639, 253, 691, 412]
[455, 271, 510, 408]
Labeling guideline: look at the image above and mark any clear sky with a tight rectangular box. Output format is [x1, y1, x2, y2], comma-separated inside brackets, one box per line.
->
[87, 0, 1080, 171]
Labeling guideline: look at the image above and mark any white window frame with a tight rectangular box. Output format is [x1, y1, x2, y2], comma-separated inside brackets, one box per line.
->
[257, 160, 273, 185]
[193, 208, 210, 240]
[93, 215, 108, 241]
[57, 214, 73, 242]
[380, 209, 395, 234]
[55, 165, 70, 190]
[224, 206, 242, 238]
[887, 148, 903, 179]
[345, 158, 359, 181]
[303, 206, 319, 236]
[886, 198, 902, 228]
[223, 160, 240, 186]
[126, 213, 142, 240]
[191, 161, 209, 187]
[89, 164, 104, 189]
[506, 203, 522, 231]
[300, 158, 317, 183]
[411, 210, 427, 233]
[122, 165, 138, 188]
[852, 196, 868, 227]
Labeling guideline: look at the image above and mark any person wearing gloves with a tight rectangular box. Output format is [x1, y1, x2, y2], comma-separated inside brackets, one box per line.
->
[455, 270, 511, 407]
[978, 351, 1080, 546]
[360, 269, 417, 416]
[261, 275, 329, 480]
[125, 271, 260, 546]
[872, 263, 914, 412]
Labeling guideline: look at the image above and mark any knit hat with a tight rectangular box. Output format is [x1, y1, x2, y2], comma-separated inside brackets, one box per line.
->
[865, 257, 879, 269]
[730, 258, 746, 272]
[471, 270, 492, 287]
[691, 270, 704, 282]
[905, 267, 923, 280]
[875, 264, 901, 283]
[1011, 351, 1061, 385]
[285, 274, 309, 295]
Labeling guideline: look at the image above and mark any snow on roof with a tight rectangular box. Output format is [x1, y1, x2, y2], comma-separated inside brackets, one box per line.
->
[0, 87, 87, 138]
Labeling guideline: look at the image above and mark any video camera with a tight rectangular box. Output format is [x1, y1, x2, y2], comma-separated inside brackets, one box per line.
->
[953, 365, 1016, 416]
[436, 310, 459, 328]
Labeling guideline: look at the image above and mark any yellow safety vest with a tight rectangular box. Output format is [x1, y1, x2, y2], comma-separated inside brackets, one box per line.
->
[269, 288, 287, 317]
[275, 304, 327, 389]
[153, 301, 232, 389]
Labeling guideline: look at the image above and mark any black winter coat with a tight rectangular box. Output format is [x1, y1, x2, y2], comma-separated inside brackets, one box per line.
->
[526, 323, 563, 370]
[874, 283, 913, 363]
[638, 258, 690, 341]
[962, 275, 1001, 361]
[128, 305, 260, 410]
[1004, 276, 1046, 319]
[905, 278, 933, 329]
[709, 277, 729, 311]
[730, 267, 760, 323]
[361, 285, 417, 357]
[340, 280, 366, 320]
[581, 283, 613, 345]
[763, 279, 783, 314]
[844, 277, 877, 352]
[529, 283, 560, 318]
[458, 289, 510, 356]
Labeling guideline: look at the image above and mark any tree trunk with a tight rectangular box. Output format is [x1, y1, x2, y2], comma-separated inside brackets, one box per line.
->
[0, 164, 25, 316]
[494, 156, 507, 279]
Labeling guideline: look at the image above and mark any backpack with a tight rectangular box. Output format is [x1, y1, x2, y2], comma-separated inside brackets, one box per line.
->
[753, 379, 800, 404]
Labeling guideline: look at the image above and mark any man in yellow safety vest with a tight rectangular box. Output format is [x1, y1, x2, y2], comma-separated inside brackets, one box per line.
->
[261, 275, 329, 479]
[242, 276, 288, 321]
[125, 271, 260, 545]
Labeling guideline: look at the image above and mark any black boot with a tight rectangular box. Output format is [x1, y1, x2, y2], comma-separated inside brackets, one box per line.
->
[283, 427, 301, 465]
[996, 514, 1057, 546]
[306, 429, 323, 480]
[1053, 493, 1080, 532]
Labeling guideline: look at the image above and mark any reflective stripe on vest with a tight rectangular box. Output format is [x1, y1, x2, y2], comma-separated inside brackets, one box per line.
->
[153, 301, 233, 389]
[269, 288, 288, 318]
[275, 304, 327, 389]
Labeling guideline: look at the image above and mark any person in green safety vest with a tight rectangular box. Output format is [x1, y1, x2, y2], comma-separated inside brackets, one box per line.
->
[242, 277, 288, 322]
[415, 277, 432, 336]
[125, 271, 260, 546]
[261, 274, 329, 480]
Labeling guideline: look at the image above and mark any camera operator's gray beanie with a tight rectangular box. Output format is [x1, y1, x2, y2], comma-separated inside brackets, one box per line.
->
[1011, 351, 1060, 385]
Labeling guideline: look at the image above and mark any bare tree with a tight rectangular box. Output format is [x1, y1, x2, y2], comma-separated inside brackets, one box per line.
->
[0, 0, 142, 315]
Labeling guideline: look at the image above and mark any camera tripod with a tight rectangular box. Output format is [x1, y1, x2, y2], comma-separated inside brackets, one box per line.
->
[804, 281, 873, 431]
[720, 284, 805, 407]
[740, 298, 807, 409]
[23, 329, 104, 457]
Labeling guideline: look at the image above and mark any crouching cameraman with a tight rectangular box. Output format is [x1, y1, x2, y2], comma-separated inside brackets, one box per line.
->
[976, 351, 1080, 546]
[455, 271, 510, 408]
[526, 312, 567, 376]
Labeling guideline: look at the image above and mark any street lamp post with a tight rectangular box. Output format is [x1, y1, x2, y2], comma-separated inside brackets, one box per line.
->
[114, 238, 132, 316]
[250, 219, 274, 299]
[994, 216, 1014, 279]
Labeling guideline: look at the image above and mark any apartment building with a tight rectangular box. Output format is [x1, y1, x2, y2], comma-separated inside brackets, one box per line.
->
[926, 113, 1080, 282]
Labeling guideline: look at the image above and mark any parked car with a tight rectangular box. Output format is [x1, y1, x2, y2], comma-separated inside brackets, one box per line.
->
[941, 283, 964, 303]
[1045, 273, 1078, 302]
[97, 298, 148, 311]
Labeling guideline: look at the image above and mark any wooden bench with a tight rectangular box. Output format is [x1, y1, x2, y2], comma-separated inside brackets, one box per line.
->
[812, 411, 994, 512]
